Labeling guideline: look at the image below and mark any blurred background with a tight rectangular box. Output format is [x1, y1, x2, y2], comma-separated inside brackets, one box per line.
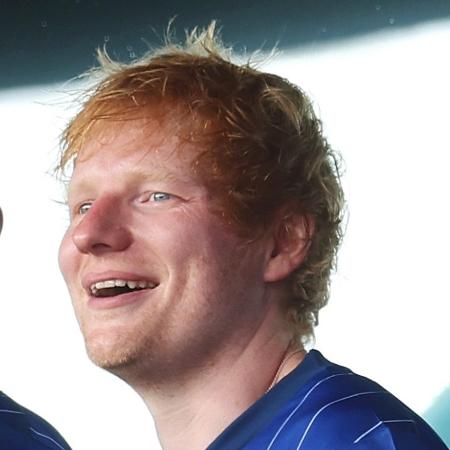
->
[0, 1, 449, 449]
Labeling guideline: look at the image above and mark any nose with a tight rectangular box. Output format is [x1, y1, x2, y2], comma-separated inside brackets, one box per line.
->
[72, 196, 132, 255]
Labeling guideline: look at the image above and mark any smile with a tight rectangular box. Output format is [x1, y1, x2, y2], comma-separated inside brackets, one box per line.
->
[90, 279, 158, 298]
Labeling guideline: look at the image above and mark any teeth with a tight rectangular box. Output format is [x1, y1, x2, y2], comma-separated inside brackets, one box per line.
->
[89, 279, 157, 294]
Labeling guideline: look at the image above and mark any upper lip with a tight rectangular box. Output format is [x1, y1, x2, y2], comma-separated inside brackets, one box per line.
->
[82, 270, 159, 294]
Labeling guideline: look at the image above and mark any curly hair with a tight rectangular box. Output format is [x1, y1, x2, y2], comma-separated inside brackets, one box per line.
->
[59, 22, 345, 344]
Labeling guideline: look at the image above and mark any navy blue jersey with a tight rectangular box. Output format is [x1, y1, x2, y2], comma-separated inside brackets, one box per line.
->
[0, 392, 71, 450]
[208, 350, 448, 450]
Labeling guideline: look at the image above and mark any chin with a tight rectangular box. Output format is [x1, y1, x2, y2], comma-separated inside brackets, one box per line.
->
[88, 347, 137, 371]
[83, 330, 142, 371]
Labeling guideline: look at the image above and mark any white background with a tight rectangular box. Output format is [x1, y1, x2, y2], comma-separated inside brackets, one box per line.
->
[0, 20, 449, 449]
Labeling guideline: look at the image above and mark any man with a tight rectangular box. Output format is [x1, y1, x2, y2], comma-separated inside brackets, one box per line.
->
[0, 208, 72, 449]
[58, 24, 447, 450]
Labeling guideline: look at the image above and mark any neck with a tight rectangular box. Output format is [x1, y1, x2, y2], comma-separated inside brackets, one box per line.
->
[133, 334, 305, 450]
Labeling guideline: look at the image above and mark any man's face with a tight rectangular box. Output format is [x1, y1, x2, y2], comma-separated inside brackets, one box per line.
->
[59, 119, 271, 382]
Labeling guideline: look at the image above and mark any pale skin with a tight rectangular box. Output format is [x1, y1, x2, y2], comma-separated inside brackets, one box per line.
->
[59, 118, 310, 450]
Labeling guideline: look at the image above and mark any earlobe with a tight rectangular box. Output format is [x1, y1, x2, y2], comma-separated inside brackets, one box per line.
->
[263, 213, 314, 283]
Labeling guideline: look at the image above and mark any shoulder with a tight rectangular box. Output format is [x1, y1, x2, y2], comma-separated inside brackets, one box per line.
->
[243, 351, 448, 450]
[0, 391, 71, 450]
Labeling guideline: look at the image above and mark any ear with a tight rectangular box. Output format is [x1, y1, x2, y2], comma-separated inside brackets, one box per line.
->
[263, 212, 314, 283]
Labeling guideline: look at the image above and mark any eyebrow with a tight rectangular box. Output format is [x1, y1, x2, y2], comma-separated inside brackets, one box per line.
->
[68, 166, 193, 198]
[125, 168, 185, 184]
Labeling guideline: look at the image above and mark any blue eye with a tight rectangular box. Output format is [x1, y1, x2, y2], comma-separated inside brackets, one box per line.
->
[150, 192, 171, 202]
[78, 202, 92, 215]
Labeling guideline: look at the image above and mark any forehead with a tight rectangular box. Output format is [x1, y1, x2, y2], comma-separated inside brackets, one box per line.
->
[70, 118, 198, 185]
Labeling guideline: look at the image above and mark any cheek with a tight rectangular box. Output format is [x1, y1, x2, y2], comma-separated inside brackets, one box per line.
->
[58, 230, 77, 283]
[140, 210, 210, 256]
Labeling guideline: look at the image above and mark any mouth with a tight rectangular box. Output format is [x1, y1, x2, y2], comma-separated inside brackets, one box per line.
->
[89, 279, 158, 298]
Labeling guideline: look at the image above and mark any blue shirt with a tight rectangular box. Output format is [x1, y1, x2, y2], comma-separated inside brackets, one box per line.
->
[208, 350, 448, 450]
[0, 392, 71, 450]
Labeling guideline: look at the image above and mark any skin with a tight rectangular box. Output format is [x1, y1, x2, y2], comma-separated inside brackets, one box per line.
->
[59, 118, 310, 449]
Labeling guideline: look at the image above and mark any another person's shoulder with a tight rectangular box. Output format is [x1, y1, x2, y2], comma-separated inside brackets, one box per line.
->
[0, 391, 71, 450]
[261, 350, 448, 450]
